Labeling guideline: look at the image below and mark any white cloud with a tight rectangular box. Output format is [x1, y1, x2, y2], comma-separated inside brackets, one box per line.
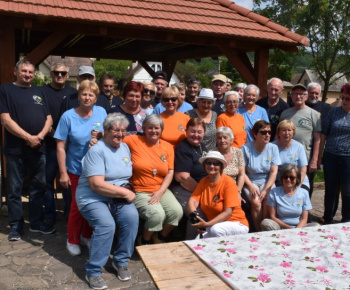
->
[233, 0, 253, 10]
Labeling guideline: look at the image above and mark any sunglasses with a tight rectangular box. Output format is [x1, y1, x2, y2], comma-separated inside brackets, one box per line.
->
[204, 160, 221, 166]
[163, 97, 178, 103]
[258, 130, 272, 135]
[283, 175, 296, 181]
[341, 95, 350, 102]
[226, 101, 238, 105]
[144, 88, 156, 96]
[52, 71, 68, 76]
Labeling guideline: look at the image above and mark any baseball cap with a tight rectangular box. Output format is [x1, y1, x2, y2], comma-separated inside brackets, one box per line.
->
[292, 83, 307, 91]
[154, 71, 168, 81]
[212, 74, 227, 83]
[78, 66, 95, 77]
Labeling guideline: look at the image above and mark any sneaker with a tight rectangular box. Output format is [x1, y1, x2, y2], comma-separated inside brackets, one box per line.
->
[44, 217, 55, 227]
[66, 240, 81, 256]
[112, 262, 131, 281]
[80, 235, 91, 249]
[85, 275, 107, 290]
[30, 223, 56, 234]
[8, 231, 21, 241]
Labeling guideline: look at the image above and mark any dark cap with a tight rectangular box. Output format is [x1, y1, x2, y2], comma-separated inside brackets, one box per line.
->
[153, 71, 168, 81]
[292, 83, 307, 91]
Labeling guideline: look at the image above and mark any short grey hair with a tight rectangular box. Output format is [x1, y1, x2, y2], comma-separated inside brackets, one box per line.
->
[103, 113, 129, 130]
[51, 63, 69, 72]
[15, 59, 34, 70]
[216, 127, 234, 141]
[224, 91, 240, 103]
[142, 114, 164, 131]
[280, 164, 301, 186]
[143, 81, 156, 91]
[233, 83, 247, 91]
[307, 82, 321, 92]
[267, 77, 283, 87]
[244, 84, 260, 97]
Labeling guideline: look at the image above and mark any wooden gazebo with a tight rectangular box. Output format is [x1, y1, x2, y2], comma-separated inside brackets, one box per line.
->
[0, 0, 308, 96]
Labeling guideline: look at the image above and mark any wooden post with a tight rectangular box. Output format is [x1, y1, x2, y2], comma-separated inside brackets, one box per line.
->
[254, 48, 269, 98]
[162, 60, 177, 83]
[139, 60, 156, 78]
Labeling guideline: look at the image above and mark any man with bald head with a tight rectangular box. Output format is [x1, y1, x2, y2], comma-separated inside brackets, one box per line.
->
[256, 77, 289, 140]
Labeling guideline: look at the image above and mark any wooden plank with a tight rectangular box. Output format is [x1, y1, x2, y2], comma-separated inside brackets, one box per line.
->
[137, 242, 231, 289]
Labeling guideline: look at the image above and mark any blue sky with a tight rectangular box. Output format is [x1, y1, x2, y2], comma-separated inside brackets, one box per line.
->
[234, 0, 254, 10]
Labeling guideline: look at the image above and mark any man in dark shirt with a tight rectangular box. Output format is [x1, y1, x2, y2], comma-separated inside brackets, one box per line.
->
[98, 73, 123, 109]
[256, 77, 289, 140]
[211, 74, 227, 115]
[0, 59, 56, 241]
[41, 63, 77, 224]
[63, 66, 110, 112]
[151, 71, 168, 107]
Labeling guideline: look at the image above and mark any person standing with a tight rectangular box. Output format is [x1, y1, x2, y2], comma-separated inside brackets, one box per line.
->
[98, 73, 123, 109]
[151, 71, 168, 107]
[256, 77, 289, 140]
[0, 59, 55, 241]
[41, 63, 77, 225]
[211, 74, 227, 115]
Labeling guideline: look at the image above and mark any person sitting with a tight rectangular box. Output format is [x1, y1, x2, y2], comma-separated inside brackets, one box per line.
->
[242, 120, 281, 231]
[123, 114, 183, 245]
[158, 86, 190, 148]
[261, 164, 316, 231]
[76, 113, 138, 287]
[188, 151, 249, 238]
[186, 88, 217, 150]
[108, 81, 148, 135]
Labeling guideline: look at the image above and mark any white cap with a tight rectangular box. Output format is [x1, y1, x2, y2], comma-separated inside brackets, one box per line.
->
[78, 66, 95, 77]
[197, 88, 215, 103]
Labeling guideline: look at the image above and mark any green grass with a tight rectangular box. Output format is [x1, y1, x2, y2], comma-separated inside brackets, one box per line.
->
[314, 169, 324, 182]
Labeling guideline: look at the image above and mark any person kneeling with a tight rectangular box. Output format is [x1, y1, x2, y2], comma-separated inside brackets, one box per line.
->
[188, 151, 249, 239]
[261, 164, 318, 231]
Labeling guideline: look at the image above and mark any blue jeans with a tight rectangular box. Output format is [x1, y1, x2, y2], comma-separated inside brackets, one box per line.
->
[6, 152, 46, 232]
[79, 200, 139, 277]
[323, 152, 350, 223]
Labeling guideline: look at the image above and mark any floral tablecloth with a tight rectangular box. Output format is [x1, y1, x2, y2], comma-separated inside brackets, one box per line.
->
[184, 223, 350, 289]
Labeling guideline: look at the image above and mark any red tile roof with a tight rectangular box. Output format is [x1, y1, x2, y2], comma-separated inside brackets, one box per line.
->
[0, 0, 308, 46]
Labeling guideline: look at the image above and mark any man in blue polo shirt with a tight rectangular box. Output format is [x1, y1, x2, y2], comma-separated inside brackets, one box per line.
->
[0, 59, 56, 241]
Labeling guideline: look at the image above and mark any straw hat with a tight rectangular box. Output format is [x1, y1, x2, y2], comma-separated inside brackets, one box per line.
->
[199, 151, 227, 168]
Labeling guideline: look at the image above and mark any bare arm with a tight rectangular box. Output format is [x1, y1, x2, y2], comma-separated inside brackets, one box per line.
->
[268, 205, 293, 229]
[148, 169, 174, 204]
[296, 210, 308, 228]
[309, 132, 321, 173]
[244, 173, 260, 197]
[56, 140, 70, 189]
[188, 197, 200, 214]
[193, 207, 233, 231]
[260, 165, 278, 201]
[174, 171, 198, 192]
[236, 166, 245, 192]
[37, 115, 53, 140]
[88, 175, 135, 203]
[299, 166, 307, 187]
[317, 133, 327, 169]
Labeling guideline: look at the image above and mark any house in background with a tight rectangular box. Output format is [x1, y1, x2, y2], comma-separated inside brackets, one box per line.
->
[37, 56, 94, 89]
[122, 61, 182, 86]
[293, 69, 347, 103]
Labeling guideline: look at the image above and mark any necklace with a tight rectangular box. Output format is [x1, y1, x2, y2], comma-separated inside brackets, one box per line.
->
[283, 192, 296, 204]
[192, 144, 203, 156]
[148, 145, 159, 176]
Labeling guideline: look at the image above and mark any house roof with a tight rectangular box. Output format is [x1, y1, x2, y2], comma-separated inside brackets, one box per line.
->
[297, 69, 348, 92]
[0, 0, 308, 63]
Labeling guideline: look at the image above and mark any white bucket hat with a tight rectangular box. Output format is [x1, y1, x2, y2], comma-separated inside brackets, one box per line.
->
[199, 151, 227, 168]
[197, 88, 215, 103]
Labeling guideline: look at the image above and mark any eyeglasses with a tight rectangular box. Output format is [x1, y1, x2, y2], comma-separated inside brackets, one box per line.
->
[258, 130, 272, 135]
[110, 129, 127, 134]
[341, 95, 350, 102]
[52, 71, 68, 76]
[283, 175, 296, 181]
[163, 97, 178, 103]
[292, 92, 307, 96]
[204, 160, 221, 166]
[226, 101, 238, 105]
[144, 88, 156, 96]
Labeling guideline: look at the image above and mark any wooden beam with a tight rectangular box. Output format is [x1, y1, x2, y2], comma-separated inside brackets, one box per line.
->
[25, 32, 69, 66]
[162, 60, 177, 83]
[139, 60, 156, 78]
[220, 46, 256, 84]
[0, 27, 16, 83]
[254, 48, 269, 97]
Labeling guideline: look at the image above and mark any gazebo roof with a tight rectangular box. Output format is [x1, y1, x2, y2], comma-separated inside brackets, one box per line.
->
[0, 0, 307, 63]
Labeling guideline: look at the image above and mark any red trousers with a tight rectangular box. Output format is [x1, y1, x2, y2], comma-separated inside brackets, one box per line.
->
[67, 172, 92, 244]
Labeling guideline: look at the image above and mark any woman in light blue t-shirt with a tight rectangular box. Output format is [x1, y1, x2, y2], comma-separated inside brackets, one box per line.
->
[261, 164, 314, 231]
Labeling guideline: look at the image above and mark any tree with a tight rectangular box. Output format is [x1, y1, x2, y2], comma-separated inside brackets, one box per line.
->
[254, 0, 350, 101]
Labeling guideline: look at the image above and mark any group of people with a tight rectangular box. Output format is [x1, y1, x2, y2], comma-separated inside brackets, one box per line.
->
[1, 59, 349, 290]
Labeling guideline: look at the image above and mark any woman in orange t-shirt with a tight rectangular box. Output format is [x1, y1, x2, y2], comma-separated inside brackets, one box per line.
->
[123, 114, 183, 245]
[216, 91, 247, 148]
[188, 151, 249, 238]
[159, 86, 190, 148]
